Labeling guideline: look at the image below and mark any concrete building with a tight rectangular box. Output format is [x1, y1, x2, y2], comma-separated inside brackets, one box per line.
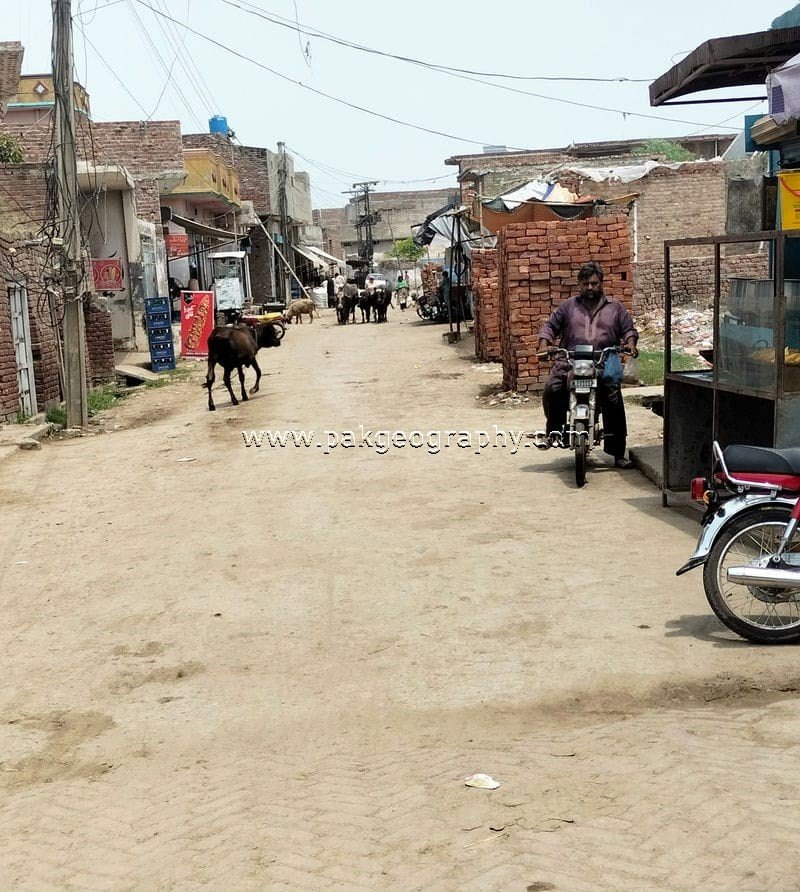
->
[182, 132, 321, 305]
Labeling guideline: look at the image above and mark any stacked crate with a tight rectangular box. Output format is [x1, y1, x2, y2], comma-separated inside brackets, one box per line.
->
[144, 297, 176, 372]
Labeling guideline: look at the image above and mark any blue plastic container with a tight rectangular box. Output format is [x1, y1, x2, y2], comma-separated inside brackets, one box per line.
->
[209, 115, 228, 135]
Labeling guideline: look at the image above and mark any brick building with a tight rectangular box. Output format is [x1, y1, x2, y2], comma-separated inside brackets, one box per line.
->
[446, 135, 735, 207]
[0, 163, 114, 422]
[0, 94, 187, 347]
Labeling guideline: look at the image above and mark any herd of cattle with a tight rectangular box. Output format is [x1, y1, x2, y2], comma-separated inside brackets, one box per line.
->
[333, 285, 391, 325]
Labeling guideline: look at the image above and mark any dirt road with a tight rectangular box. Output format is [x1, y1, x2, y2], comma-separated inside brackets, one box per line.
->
[2, 310, 800, 890]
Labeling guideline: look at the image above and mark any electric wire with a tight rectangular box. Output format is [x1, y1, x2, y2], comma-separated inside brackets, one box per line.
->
[220, 0, 654, 84]
[132, 0, 742, 153]
[216, 0, 743, 130]
[129, 0, 529, 149]
[124, 0, 206, 131]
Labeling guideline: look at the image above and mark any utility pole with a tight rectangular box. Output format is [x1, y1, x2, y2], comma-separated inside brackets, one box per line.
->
[52, 0, 88, 427]
[277, 141, 293, 305]
[345, 181, 378, 270]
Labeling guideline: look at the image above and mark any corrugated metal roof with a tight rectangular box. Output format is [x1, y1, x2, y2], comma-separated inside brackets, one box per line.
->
[650, 27, 800, 106]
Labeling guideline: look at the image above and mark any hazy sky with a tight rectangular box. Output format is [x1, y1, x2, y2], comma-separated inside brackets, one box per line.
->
[7, 0, 796, 207]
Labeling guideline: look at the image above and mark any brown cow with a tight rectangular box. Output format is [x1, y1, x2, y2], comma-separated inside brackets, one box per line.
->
[203, 323, 282, 411]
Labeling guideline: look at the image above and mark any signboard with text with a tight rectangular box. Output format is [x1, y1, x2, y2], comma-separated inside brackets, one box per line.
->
[180, 291, 215, 357]
[165, 233, 190, 259]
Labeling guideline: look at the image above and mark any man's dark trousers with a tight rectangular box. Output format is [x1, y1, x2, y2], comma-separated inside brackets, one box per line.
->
[542, 374, 628, 460]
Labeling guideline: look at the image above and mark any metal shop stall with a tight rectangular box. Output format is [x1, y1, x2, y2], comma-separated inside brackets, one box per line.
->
[663, 230, 800, 504]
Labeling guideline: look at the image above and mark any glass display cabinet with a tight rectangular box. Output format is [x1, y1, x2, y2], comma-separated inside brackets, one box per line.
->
[663, 230, 800, 504]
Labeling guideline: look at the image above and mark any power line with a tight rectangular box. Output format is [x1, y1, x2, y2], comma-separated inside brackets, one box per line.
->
[220, 0, 654, 84]
[287, 145, 456, 186]
[215, 0, 743, 130]
[124, 0, 206, 131]
[130, 1, 533, 149]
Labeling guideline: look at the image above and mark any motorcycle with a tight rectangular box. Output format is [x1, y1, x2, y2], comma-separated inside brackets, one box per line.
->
[677, 440, 800, 643]
[415, 292, 445, 322]
[537, 345, 631, 487]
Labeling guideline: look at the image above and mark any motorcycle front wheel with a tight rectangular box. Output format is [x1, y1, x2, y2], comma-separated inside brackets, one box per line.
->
[702, 506, 800, 643]
[574, 421, 588, 488]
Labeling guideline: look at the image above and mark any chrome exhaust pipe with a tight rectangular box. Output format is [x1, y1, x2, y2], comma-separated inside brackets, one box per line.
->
[727, 566, 800, 589]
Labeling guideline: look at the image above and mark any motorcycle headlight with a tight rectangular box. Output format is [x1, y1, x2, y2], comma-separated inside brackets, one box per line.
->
[573, 359, 594, 377]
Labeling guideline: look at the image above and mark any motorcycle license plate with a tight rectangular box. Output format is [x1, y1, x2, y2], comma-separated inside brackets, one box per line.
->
[573, 380, 593, 393]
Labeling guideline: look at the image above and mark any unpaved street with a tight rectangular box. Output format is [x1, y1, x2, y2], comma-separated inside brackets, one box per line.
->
[2, 311, 800, 890]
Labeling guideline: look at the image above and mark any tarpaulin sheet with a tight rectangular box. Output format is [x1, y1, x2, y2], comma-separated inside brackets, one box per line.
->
[768, 50, 800, 123]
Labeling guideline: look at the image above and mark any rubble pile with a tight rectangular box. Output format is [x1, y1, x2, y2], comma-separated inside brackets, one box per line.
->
[636, 305, 713, 352]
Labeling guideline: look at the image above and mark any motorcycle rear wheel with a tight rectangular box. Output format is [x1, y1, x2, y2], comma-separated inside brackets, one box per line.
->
[574, 422, 588, 488]
[702, 506, 800, 643]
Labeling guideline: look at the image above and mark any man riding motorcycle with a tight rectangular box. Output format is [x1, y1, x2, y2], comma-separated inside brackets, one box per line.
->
[537, 261, 639, 469]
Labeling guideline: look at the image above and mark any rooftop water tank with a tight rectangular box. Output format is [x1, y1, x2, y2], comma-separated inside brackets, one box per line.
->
[209, 115, 228, 136]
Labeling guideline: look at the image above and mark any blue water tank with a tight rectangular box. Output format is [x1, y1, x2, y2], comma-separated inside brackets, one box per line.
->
[209, 115, 228, 135]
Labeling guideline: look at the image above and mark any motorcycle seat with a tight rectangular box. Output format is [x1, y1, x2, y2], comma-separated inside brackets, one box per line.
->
[723, 444, 800, 476]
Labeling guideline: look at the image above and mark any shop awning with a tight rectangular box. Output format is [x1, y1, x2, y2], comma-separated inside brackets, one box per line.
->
[649, 28, 800, 106]
[302, 244, 345, 265]
[293, 243, 325, 269]
[167, 211, 236, 241]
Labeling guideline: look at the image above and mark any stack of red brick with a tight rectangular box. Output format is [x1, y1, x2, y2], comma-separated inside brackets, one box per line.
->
[471, 248, 501, 362]
[421, 263, 441, 295]
[498, 214, 634, 393]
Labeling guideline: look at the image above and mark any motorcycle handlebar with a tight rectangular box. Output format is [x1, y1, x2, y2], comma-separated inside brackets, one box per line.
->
[536, 346, 635, 361]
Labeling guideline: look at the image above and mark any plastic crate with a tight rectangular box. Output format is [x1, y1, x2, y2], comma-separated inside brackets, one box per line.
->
[149, 344, 175, 361]
[145, 311, 170, 328]
[144, 297, 170, 314]
[151, 356, 176, 372]
[147, 326, 173, 345]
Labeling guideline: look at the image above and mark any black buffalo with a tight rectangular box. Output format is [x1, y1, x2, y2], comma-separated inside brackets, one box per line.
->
[203, 323, 282, 411]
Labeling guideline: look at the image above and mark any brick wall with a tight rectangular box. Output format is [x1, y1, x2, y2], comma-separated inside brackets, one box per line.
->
[560, 162, 729, 264]
[0, 162, 49, 235]
[0, 271, 16, 420]
[471, 248, 501, 362]
[635, 252, 771, 313]
[0, 42, 24, 111]
[89, 120, 184, 175]
[498, 215, 634, 393]
[84, 298, 115, 384]
[133, 178, 161, 224]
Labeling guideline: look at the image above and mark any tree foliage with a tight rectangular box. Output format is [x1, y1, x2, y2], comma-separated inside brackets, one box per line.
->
[388, 237, 425, 263]
[0, 134, 24, 164]
[632, 139, 694, 162]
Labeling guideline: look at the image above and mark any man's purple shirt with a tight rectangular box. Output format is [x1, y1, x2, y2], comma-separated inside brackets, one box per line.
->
[539, 294, 638, 350]
[538, 293, 638, 379]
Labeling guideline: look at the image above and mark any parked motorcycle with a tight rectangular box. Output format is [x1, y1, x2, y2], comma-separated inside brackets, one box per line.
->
[415, 292, 444, 322]
[677, 440, 800, 643]
[537, 345, 631, 487]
